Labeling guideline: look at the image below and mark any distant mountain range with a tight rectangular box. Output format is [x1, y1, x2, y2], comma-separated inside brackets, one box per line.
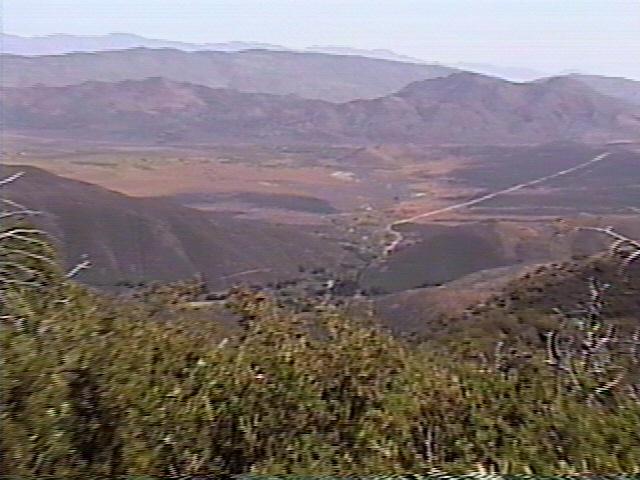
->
[0, 33, 286, 55]
[2, 33, 433, 65]
[2, 72, 639, 145]
[3, 44, 639, 106]
[567, 74, 640, 106]
[0, 33, 572, 82]
[0, 47, 456, 102]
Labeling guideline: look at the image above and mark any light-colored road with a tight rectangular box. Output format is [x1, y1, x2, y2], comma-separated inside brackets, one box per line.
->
[383, 152, 612, 256]
[220, 268, 272, 280]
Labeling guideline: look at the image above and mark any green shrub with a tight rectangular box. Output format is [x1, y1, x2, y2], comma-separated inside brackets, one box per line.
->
[2, 241, 639, 476]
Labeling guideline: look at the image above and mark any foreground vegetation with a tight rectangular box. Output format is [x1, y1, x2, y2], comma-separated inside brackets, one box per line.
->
[2, 225, 640, 476]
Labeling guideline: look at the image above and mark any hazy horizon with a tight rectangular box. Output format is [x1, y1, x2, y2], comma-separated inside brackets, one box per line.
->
[3, 0, 639, 80]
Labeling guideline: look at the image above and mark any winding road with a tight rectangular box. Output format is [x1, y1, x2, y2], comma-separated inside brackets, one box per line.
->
[383, 152, 612, 256]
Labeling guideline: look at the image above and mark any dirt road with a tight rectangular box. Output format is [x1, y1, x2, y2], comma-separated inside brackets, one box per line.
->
[383, 152, 612, 256]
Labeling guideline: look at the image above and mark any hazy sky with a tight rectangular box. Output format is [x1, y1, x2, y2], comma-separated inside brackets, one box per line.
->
[3, 0, 640, 78]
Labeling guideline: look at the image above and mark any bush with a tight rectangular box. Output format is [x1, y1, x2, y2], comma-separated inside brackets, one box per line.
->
[2, 227, 640, 475]
[3, 271, 640, 476]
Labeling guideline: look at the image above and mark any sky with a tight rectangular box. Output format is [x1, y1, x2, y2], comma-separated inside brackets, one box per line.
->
[3, 0, 640, 79]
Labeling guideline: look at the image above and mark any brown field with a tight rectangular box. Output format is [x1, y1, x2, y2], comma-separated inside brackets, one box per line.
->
[6, 137, 638, 224]
[1, 136, 475, 221]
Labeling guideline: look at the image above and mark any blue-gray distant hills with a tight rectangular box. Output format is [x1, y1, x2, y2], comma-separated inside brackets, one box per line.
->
[565, 74, 640, 106]
[0, 33, 287, 55]
[1, 33, 432, 65]
[2, 71, 639, 145]
[0, 47, 455, 102]
[5, 33, 640, 91]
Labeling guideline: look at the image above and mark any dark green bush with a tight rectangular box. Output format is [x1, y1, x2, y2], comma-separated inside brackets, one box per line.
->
[2, 238, 639, 476]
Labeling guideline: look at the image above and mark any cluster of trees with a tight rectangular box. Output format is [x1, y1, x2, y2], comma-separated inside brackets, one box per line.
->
[2, 237, 640, 477]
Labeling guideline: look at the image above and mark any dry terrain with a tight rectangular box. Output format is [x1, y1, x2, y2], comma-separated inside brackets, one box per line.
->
[5, 137, 639, 296]
[2, 57, 639, 311]
[3, 74, 640, 146]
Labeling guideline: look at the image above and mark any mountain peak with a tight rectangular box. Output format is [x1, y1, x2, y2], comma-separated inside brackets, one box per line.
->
[396, 71, 509, 99]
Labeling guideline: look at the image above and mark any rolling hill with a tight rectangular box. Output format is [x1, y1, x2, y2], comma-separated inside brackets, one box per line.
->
[2, 165, 353, 288]
[2, 72, 639, 145]
[374, 247, 640, 339]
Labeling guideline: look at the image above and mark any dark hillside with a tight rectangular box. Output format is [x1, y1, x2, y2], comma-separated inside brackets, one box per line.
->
[2, 165, 352, 288]
[416, 254, 640, 349]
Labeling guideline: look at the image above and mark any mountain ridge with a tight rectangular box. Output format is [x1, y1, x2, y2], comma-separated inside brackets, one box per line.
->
[3, 72, 638, 145]
[1, 33, 436, 66]
[0, 47, 456, 102]
[0, 32, 287, 55]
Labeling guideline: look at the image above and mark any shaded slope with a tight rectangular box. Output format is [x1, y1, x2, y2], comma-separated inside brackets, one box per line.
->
[375, 250, 640, 341]
[434, 253, 640, 350]
[2, 165, 351, 288]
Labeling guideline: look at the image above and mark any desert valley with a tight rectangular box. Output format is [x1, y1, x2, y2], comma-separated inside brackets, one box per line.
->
[3, 21, 640, 476]
[3, 42, 640, 333]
